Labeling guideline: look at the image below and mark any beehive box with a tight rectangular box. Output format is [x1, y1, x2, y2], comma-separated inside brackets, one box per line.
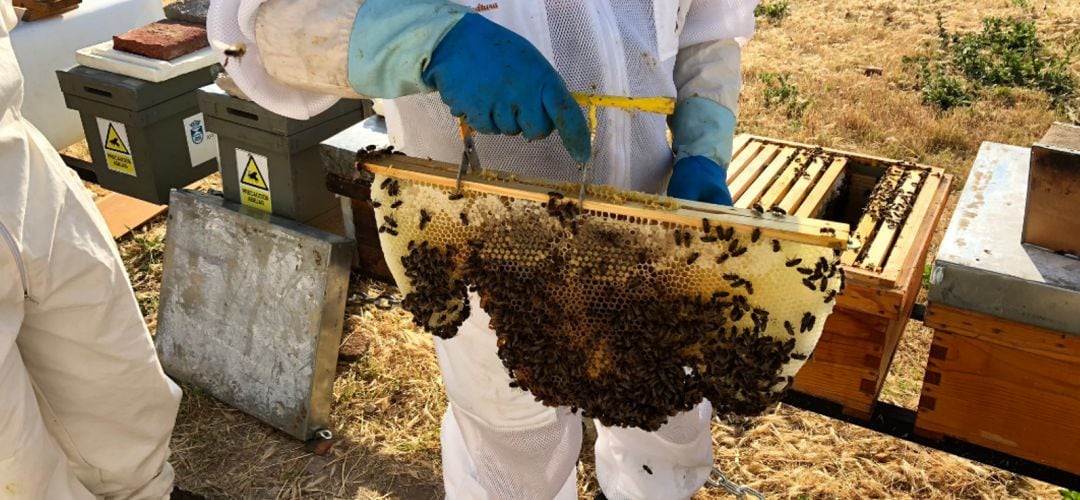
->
[918, 142, 1080, 474]
[728, 135, 952, 418]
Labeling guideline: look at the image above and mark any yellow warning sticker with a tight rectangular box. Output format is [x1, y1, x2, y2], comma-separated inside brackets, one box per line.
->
[96, 118, 136, 177]
[236, 149, 272, 212]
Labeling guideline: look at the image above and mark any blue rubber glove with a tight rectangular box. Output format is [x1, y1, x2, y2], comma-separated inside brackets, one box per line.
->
[421, 13, 591, 163]
[668, 156, 734, 206]
[347, 3, 590, 163]
[667, 96, 738, 206]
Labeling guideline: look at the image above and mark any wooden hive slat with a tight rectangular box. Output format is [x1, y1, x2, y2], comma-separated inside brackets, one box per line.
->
[758, 151, 810, 211]
[728, 138, 765, 182]
[732, 134, 753, 159]
[841, 165, 905, 267]
[860, 169, 926, 272]
[794, 157, 848, 219]
[883, 173, 949, 283]
[736, 147, 799, 209]
[778, 155, 829, 215]
[728, 143, 779, 197]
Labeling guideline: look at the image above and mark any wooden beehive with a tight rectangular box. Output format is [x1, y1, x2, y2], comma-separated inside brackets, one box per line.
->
[916, 140, 1080, 475]
[728, 135, 952, 418]
[918, 305, 1080, 474]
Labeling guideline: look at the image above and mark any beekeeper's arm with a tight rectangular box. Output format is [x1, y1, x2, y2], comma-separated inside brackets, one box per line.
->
[206, 0, 590, 162]
[667, 0, 759, 205]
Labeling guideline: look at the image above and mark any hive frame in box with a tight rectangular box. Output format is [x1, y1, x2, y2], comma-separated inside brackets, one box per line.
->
[727, 134, 953, 419]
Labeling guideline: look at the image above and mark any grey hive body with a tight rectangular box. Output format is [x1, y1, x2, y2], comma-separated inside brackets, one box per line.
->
[57, 65, 220, 204]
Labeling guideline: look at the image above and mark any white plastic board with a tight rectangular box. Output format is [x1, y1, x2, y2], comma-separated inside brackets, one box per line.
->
[75, 40, 216, 83]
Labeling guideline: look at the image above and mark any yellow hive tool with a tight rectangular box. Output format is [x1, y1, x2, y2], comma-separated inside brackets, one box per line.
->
[454, 93, 679, 201]
[571, 93, 676, 204]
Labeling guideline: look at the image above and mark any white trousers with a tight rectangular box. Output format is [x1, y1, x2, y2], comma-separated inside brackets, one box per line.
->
[0, 109, 182, 499]
[435, 294, 714, 500]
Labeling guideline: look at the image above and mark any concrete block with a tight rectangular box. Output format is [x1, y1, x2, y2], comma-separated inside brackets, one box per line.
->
[113, 20, 208, 61]
[164, 0, 208, 24]
[156, 190, 354, 439]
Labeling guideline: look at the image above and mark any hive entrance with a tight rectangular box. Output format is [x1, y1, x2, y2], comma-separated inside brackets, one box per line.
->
[363, 154, 848, 431]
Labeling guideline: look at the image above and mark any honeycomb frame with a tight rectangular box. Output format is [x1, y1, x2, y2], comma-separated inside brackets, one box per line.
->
[364, 154, 849, 431]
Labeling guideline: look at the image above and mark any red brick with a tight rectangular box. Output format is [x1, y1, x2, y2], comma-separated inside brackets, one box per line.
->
[113, 20, 209, 61]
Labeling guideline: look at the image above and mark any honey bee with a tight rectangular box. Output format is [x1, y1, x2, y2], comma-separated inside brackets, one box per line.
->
[391, 200, 404, 209]
[801, 312, 816, 333]
[419, 209, 432, 231]
[786, 258, 802, 267]
[784, 321, 796, 336]
[751, 228, 762, 243]
[372, 201, 382, 208]
[702, 218, 711, 233]
[211, 40, 246, 68]
[686, 252, 700, 265]
[448, 192, 465, 201]
[772, 240, 782, 252]
[820, 227, 837, 236]
[460, 212, 470, 226]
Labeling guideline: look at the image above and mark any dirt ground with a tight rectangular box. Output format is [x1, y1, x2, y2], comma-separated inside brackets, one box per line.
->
[105, 0, 1079, 498]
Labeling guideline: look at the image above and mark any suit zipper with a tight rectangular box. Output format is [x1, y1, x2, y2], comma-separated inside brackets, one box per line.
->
[0, 221, 28, 298]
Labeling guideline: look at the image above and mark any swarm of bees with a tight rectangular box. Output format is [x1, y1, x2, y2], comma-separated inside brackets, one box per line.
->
[370, 173, 842, 430]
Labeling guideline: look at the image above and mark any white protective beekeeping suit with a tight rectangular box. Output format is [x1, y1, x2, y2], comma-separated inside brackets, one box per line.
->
[209, 1, 756, 498]
[0, 2, 183, 498]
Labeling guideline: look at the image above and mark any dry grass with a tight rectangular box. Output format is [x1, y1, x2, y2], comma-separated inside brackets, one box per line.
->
[105, 0, 1080, 498]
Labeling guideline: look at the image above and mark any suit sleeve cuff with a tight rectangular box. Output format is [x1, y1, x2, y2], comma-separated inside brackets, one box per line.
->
[347, 0, 471, 98]
[670, 96, 737, 167]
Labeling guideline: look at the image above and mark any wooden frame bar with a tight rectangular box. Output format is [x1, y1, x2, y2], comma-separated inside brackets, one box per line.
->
[361, 155, 850, 249]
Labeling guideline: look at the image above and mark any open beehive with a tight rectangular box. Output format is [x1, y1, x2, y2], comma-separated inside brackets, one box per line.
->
[726, 135, 952, 418]
[360, 150, 851, 430]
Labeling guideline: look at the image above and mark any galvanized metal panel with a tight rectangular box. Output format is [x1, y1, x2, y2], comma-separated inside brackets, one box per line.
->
[929, 142, 1080, 335]
[318, 115, 391, 179]
[156, 191, 353, 439]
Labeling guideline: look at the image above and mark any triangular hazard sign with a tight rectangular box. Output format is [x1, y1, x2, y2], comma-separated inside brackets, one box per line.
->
[104, 123, 129, 155]
[240, 155, 269, 190]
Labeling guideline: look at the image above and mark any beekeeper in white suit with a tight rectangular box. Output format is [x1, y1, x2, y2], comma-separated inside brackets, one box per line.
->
[209, 0, 757, 497]
[0, 1, 182, 498]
